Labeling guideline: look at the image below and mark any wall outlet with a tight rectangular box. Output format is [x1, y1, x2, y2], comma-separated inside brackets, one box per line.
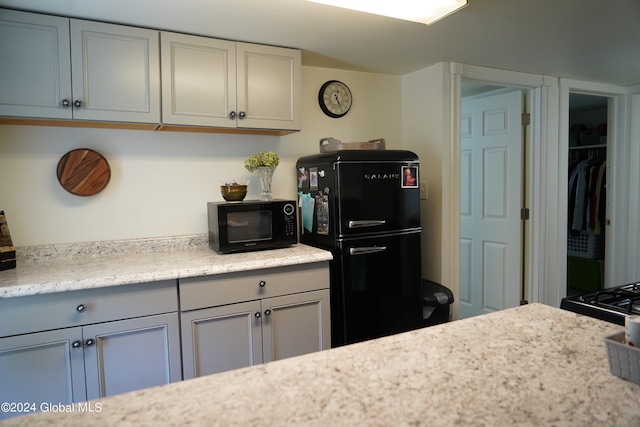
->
[420, 181, 428, 200]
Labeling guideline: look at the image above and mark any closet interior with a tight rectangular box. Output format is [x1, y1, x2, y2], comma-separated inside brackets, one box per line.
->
[567, 93, 608, 296]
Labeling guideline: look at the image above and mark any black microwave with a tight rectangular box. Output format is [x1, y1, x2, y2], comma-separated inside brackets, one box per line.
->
[207, 200, 298, 254]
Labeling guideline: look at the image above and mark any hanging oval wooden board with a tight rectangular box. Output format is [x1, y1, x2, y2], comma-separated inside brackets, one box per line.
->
[57, 149, 111, 196]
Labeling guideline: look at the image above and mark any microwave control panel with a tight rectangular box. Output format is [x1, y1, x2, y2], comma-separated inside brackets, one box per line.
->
[283, 203, 296, 237]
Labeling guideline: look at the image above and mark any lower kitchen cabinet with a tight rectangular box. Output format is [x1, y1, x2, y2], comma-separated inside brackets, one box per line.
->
[180, 263, 331, 379]
[0, 327, 86, 419]
[82, 313, 181, 400]
[0, 281, 180, 420]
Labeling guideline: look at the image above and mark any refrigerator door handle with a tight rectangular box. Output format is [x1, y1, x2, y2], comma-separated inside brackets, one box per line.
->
[348, 220, 386, 228]
[349, 246, 388, 256]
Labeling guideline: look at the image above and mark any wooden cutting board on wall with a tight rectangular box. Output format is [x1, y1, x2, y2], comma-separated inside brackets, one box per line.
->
[56, 149, 111, 196]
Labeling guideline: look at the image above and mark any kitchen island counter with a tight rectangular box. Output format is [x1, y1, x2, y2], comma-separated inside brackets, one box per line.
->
[0, 234, 332, 298]
[3, 303, 638, 426]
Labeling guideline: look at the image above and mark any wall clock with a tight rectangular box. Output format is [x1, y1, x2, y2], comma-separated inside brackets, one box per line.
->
[318, 80, 352, 118]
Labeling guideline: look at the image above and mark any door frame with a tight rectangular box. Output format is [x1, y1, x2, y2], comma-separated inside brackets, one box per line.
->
[447, 63, 556, 318]
[445, 64, 633, 316]
[559, 79, 628, 298]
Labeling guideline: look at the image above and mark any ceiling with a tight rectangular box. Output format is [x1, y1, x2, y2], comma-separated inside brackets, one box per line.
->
[2, 0, 640, 87]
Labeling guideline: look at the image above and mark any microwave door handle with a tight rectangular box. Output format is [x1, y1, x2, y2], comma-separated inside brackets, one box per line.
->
[348, 220, 386, 229]
[349, 246, 387, 256]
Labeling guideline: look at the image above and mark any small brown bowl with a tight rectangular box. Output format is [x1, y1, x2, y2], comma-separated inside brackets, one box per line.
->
[220, 184, 247, 202]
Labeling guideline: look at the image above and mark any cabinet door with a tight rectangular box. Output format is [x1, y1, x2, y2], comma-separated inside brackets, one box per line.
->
[161, 32, 236, 127]
[261, 289, 330, 364]
[0, 328, 86, 420]
[181, 301, 263, 379]
[70, 19, 160, 123]
[83, 313, 181, 400]
[0, 9, 72, 119]
[236, 43, 301, 130]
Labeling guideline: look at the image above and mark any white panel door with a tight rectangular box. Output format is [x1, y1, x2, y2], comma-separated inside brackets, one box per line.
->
[161, 32, 236, 127]
[460, 90, 523, 318]
[236, 42, 301, 130]
[0, 9, 72, 119]
[70, 19, 160, 123]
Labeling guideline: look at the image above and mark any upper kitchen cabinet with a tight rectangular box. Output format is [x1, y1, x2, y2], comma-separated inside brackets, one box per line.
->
[160, 32, 236, 128]
[0, 9, 160, 127]
[160, 32, 301, 134]
[69, 19, 160, 124]
[0, 9, 71, 119]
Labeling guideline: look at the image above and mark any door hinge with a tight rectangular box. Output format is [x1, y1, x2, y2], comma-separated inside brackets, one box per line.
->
[521, 208, 530, 220]
[521, 113, 530, 126]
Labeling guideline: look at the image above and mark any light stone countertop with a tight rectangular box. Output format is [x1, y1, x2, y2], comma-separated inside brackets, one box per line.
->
[0, 234, 333, 298]
[2, 303, 638, 426]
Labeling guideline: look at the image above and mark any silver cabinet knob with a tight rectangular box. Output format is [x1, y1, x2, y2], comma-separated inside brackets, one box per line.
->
[73, 100, 83, 108]
[72, 340, 83, 349]
[85, 338, 96, 347]
[76, 304, 87, 313]
[229, 111, 236, 120]
[259, 280, 266, 288]
[254, 312, 261, 319]
[264, 309, 271, 317]
[238, 111, 246, 120]
[61, 99, 71, 108]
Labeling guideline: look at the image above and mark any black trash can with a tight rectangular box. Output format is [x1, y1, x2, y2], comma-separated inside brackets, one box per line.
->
[422, 280, 454, 326]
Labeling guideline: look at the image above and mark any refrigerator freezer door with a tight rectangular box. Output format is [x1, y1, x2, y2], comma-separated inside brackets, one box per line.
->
[335, 231, 422, 345]
[335, 160, 420, 237]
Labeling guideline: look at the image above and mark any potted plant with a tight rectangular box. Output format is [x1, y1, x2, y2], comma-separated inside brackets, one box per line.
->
[245, 151, 279, 200]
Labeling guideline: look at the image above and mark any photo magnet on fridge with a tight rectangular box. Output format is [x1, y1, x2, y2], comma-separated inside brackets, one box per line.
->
[402, 166, 418, 188]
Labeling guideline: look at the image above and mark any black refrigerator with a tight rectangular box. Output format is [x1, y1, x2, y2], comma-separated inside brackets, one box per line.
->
[296, 150, 423, 346]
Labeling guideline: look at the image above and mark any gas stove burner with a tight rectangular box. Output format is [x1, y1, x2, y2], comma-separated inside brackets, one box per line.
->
[561, 282, 640, 325]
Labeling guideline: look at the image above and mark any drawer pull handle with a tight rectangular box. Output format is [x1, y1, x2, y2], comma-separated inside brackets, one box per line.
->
[254, 312, 261, 319]
[72, 340, 83, 349]
[264, 309, 271, 317]
[258, 280, 266, 288]
[76, 304, 87, 313]
[85, 338, 96, 347]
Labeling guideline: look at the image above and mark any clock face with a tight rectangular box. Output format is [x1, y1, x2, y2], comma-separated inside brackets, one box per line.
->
[319, 80, 352, 118]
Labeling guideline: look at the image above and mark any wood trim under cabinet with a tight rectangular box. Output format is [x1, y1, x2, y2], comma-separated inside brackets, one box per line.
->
[0, 117, 158, 131]
[156, 124, 298, 136]
[0, 117, 299, 135]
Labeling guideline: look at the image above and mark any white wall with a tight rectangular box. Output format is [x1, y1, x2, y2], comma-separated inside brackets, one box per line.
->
[401, 63, 448, 286]
[0, 66, 402, 246]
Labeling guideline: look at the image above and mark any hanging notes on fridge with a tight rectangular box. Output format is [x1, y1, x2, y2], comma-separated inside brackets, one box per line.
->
[0, 210, 16, 271]
[315, 194, 329, 235]
[299, 192, 315, 233]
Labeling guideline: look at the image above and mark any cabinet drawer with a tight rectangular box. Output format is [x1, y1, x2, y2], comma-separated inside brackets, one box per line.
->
[0, 280, 178, 338]
[179, 262, 329, 311]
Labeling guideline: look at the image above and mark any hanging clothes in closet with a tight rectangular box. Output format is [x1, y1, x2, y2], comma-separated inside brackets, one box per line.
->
[568, 148, 606, 235]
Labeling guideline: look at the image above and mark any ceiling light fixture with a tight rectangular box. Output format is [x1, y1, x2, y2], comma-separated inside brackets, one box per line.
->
[307, 0, 468, 25]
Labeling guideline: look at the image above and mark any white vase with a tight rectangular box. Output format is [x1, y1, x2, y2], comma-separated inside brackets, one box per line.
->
[257, 167, 275, 201]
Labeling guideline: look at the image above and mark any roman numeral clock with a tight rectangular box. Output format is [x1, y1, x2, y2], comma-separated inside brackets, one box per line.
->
[318, 80, 352, 118]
